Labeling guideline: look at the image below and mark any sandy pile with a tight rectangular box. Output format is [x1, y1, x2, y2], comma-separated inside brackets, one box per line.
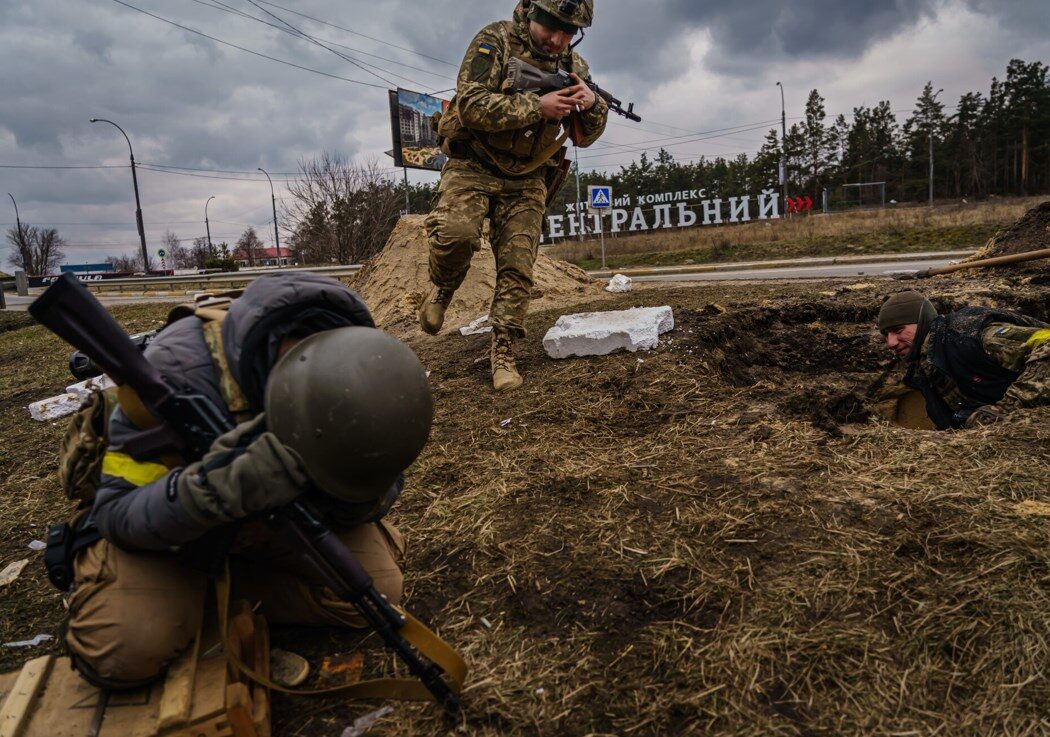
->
[353, 215, 602, 336]
[969, 199, 1050, 260]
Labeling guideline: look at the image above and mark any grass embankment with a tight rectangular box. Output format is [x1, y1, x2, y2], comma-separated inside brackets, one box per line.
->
[548, 197, 1043, 270]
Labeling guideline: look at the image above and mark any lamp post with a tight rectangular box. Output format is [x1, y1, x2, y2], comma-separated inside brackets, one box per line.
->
[7, 193, 26, 250]
[776, 82, 788, 215]
[205, 196, 215, 253]
[257, 168, 283, 268]
[90, 118, 150, 272]
[928, 88, 944, 207]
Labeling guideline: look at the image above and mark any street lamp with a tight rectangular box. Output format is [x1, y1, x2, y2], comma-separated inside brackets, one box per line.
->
[7, 193, 25, 249]
[205, 196, 215, 252]
[775, 82, 788, 214]
[257, 168, 283, 268]
[90, 118, 150, 272]
[928, 88, 944, 206]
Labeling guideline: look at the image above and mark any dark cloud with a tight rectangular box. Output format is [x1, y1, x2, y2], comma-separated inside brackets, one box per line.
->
[0, 0, 1042, 263]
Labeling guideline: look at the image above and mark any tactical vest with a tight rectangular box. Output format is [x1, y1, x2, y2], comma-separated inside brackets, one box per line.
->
[904, 306, 1047, 429]
[439, 20, 571, 177]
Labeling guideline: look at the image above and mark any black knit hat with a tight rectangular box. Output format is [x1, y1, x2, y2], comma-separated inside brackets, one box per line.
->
[878, 291, 938, 334]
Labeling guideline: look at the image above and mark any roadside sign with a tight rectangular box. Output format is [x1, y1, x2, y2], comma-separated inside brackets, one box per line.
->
[157, 248, 167, 258]
[587, 185, 612, 210]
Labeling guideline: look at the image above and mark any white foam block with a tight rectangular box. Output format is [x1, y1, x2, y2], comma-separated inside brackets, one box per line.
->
[605, 274, 633, 293]
[28, 393, 83, 422]
[543, 306, 674, 359]
[65, 375, 115, 399]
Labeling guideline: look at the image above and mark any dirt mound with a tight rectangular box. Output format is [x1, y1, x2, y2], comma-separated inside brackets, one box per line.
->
[354, 215, 602, 336]
[968, 199, 1050, 260]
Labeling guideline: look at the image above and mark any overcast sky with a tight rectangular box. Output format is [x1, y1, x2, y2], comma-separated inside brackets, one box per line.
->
[0, 0, 1045, 266]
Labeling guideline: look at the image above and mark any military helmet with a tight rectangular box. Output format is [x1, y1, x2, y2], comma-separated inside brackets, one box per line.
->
[265, 326, 433, 504]
[528, 0, 593, 30]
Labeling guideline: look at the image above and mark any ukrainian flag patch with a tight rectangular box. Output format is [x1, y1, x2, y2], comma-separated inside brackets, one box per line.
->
[478, 42, 493, 55]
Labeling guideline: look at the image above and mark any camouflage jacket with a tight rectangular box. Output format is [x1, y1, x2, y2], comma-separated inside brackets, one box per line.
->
[451, 2, 608, 175]
[915, 321, 1050, 416]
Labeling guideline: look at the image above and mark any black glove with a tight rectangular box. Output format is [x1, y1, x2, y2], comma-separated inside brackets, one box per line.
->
[176, 414, 308, 525]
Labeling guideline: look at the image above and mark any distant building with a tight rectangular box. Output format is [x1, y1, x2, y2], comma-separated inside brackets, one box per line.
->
[400, 105, 438, 148]
[232, 246, 293, 268]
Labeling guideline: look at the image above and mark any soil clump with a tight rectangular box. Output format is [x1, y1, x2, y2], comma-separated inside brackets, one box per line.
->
[354, 215, 603, 337]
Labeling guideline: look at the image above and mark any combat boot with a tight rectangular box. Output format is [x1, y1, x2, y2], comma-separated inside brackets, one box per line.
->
[490, 329, 523, 393]
[419, 285, 455, 335]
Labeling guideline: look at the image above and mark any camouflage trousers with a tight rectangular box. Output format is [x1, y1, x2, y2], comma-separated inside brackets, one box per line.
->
[424, 158, 547, 337]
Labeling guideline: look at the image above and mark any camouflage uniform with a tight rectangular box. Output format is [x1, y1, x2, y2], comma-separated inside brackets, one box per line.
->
[913, 322, 1050, 420]
[424, 2, 608, 337]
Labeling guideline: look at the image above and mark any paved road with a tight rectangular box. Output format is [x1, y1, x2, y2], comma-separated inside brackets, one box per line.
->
[631, 257, 955, 282]
[2, 255, 956, 310]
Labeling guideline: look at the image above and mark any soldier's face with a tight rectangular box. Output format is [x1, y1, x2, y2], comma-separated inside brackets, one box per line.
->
[884, 324, 917, 359]
[529, 21, 574, 55]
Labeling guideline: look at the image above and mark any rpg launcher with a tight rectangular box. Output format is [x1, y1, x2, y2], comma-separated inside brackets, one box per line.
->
[505, 57, 642, 122]
[29, 273, 463, 715]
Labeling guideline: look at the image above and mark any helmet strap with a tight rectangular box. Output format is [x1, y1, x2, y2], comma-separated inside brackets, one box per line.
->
[570, 27, 585, 49]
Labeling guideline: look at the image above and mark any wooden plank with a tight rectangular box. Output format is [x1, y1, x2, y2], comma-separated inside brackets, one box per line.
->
[0, 656, 54, 737]
[224, 684, 257, 737]
[156, 631, 201, 730]
[250, 615, 270, 737]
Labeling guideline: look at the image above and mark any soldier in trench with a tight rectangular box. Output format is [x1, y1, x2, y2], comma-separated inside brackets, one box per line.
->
[877, 290, 1050, 430]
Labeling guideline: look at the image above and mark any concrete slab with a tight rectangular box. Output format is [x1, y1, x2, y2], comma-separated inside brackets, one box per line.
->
[543, 306, 674, 359]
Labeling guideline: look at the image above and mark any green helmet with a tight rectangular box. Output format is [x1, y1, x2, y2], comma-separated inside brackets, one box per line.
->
[528, 0, 593, 30]
[265, 327, 433, 505]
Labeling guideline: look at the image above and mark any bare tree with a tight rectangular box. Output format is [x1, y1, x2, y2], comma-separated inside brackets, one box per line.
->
[236, 226, 264, 267]
[106, 253, 141, 272]
[283, 152, 401, 265]
[189, 237, 210, 270]
[6, 225, 66, 274]
[161, 230, 193, 269]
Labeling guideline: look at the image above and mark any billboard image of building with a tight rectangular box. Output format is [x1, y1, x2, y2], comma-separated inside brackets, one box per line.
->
[388, 88, 450, 172]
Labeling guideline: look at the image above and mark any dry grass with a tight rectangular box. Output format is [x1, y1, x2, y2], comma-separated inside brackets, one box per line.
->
[548, 197, 1045, 269]
[0, 275, 1047, 737]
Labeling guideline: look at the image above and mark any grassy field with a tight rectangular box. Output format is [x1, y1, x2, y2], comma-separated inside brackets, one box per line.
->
[1, 272, 1047, 736]
[548, 197, 1045, 270]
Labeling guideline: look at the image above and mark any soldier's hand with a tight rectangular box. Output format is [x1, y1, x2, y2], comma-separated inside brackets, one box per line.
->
[964, 404, 1005, 429]
[565, 73, 597, 110]
[539, 90, 576, 120]
[176, 414, 309, 525]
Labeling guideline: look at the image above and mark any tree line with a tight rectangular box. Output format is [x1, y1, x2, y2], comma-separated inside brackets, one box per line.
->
[5, 59, 1045, 273]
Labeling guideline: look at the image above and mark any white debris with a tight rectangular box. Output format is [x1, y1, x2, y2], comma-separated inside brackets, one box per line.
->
[28, 393, 83, 422]
[3, 634, 53, 649]
[542, 306, 674, 359]
[0, 559, 29, 588]
[65, 374, 114, 399]
[480, 617, 492, 629]
[27, 540, 46, 551]
[459, 314, 493, 336]
[499, 418, 512, 428]
[605, 274, 633, 293]
[340, 706, 395, 737]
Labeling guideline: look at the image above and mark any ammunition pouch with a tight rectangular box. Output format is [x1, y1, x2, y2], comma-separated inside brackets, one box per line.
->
[58, 387, 118, 505]
[44, 514, 102, 592]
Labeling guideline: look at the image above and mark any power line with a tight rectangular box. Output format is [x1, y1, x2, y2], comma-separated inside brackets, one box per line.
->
[0, 164, 126, 170]
[107, 0, 389, 89]
[253, 0, 458, 68]
[189, 0, 452, 86]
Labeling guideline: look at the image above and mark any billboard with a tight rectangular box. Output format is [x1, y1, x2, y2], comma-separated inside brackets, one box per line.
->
[388, 88, 450, 171]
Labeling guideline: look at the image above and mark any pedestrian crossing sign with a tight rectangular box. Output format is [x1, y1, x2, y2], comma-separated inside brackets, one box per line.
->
[588, 185, 612, 210]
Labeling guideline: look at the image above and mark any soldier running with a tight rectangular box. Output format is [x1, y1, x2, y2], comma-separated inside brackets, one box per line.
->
[420, 0, 608, 392]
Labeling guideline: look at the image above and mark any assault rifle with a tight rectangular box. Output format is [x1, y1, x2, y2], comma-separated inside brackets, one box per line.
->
[505, 57, 641, 122]
[29, 273, 462, 714]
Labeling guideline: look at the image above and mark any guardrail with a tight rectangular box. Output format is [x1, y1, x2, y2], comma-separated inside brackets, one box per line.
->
[83, 265, 363, 294]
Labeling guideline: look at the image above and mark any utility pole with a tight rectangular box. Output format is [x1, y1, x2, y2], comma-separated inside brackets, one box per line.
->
[574, 145, 586, 239]
[928, 88, 943, 207]
[90, 118, 150, 272]
[403, 168, 411, 215]
[776, 82, 788, 215]
[205, 195, 215, 253]
[258, 168, 283, 268]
